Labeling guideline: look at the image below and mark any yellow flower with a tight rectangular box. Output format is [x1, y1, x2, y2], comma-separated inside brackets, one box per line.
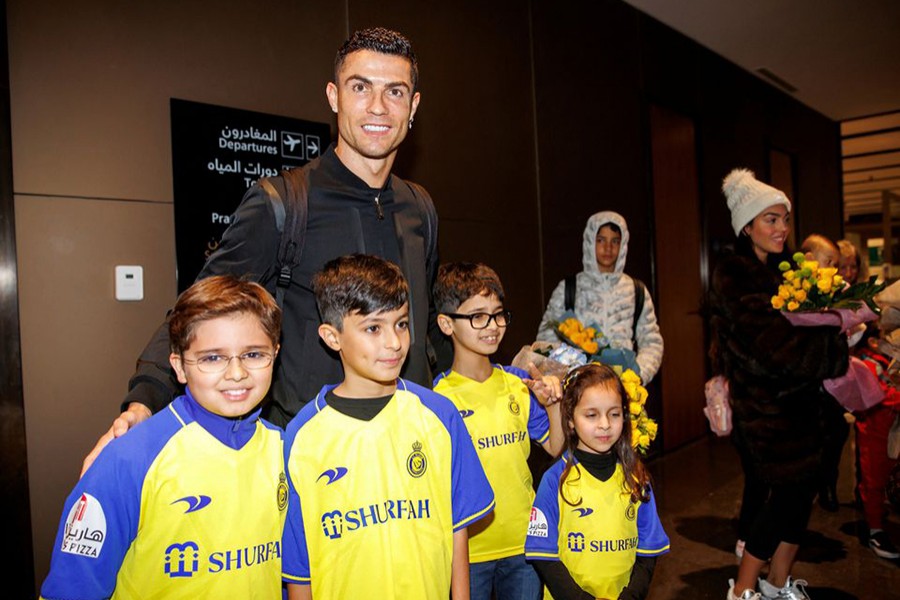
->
[784, 269, 795, 280]
[771, 296, 785, 309]
[621, 369, 641, 385]
[645, 421, 658, 438]
[583, 341, 599, 354]
[805, 260, 819, 272]
[787, 300, 800, 311]
[833, 274, 843, 287]
[638, 433, 650, 448]
[778, 286, 792, 300]
[793, 289, 807, 303]
[820, 267, 838, 279]
[802, 280, 812, 291]
[817, 278, 832, 294]
[629, 401, 642, 416]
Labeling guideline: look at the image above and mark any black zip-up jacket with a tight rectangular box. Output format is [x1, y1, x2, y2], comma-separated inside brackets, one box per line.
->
[123, 145, 442, 428]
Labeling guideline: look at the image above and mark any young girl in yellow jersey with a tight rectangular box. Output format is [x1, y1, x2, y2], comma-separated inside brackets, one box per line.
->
[525, 363, 669, 600]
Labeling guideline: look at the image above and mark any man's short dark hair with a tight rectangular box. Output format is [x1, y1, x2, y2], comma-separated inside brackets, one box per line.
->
[433, 262, 505, 314]
[334, 27, 419, 91]
[313, 254, 409, 329]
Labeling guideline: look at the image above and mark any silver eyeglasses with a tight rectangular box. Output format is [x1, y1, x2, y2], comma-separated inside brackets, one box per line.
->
[181, 351, 275, 374]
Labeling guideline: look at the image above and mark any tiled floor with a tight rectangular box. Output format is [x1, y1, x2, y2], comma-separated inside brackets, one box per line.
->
[646, 435, 899, 599]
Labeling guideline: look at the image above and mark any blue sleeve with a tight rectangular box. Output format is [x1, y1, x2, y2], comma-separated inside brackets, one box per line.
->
[447, 401, 495, 530]
[527, 395, 550, 444]
[40, 411, 180, 600]
[503, 365, 550, 443]
[636, 487, 670, 556]
[281, 416, 312, 583]
[525, 460, 563, 561]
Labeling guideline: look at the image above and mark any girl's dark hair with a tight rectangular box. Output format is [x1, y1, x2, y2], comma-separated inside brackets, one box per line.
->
[558, 363, 651, 506]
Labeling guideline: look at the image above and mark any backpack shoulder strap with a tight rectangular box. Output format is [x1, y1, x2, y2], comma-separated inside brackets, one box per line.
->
[402, 179, 437, 256]
[258, 165, 310, 308]
[632, 277, 646, 348]
[564, 275, 577, 312]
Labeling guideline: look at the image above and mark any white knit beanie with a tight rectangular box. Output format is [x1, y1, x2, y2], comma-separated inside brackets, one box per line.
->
[722, 168, 791, 236]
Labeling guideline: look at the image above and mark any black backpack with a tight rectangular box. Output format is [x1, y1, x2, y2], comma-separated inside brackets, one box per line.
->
[564, 275, 645, 350]
[258, 163, 436, 308]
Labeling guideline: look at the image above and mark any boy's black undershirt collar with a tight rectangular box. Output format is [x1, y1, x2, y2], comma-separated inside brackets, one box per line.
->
[573, 447, 617, 482]
[326, 390, 393, 421]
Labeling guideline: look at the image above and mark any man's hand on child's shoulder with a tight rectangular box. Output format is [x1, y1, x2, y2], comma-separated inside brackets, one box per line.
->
[80, 402, 152, 477]
[524, 363, 562, 407]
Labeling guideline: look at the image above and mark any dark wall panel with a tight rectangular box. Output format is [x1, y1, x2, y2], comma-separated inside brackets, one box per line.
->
[532, 0, 650, 302]
[0, 0, 34, 595]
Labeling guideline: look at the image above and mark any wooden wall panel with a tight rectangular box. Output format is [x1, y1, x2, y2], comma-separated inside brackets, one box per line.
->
[649, 104, 708, 449]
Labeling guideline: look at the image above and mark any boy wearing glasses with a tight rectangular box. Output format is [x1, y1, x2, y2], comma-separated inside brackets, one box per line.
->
[281, 254, 494, 600]
[433, 262, 564, 600]
[40, 276, 286, 599]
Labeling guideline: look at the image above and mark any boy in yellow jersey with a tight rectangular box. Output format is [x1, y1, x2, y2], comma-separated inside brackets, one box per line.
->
[40, 276, 287, 599]
[432, 262, 565, 600]
[281, 254, 495, 600]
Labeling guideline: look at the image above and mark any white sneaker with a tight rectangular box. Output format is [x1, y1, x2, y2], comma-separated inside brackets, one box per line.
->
[759, 577, 810, 600]
[727, 578, 762, 600]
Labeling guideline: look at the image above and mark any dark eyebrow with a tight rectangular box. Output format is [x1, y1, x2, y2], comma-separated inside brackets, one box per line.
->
[345, 75, 373, 86]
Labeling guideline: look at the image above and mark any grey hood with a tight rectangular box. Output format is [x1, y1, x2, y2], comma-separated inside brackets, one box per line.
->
[582, 210, 629, 285]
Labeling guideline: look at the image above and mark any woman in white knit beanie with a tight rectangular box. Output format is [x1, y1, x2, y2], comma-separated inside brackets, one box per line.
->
[709, 169, 849, 600]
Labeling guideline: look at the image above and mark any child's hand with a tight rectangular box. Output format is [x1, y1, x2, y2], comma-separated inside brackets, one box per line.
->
[524, 363, 562, 406]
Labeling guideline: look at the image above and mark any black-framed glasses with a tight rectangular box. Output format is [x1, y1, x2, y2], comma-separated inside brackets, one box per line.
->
[181, 351, 275, 374]
[443, 310, 512, 329]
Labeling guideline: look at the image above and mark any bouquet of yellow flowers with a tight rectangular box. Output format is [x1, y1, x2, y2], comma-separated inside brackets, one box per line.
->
[770, 252, 886, 413]
[557, 315, 605, 355]
[619, 368, 658, 454]
[772, 252, 884, 315]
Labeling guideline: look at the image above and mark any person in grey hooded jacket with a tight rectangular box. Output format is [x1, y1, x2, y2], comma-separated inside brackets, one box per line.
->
[536, 211, 664, 383]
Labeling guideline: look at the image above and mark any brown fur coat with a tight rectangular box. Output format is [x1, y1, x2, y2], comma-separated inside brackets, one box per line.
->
[710, 252, 849, 484]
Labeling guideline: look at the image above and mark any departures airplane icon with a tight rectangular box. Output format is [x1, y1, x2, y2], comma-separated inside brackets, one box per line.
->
[284, 134, 302, 152]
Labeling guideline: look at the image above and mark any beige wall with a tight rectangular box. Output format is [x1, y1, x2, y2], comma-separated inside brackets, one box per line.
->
[8, 0, 344, 586]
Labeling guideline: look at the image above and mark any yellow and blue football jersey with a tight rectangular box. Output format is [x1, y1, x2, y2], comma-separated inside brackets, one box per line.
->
[434, 365, 550, 562]
[40, 391, 287, 600]
[525, 455, 669, 600]
[282, 379, 495, 598]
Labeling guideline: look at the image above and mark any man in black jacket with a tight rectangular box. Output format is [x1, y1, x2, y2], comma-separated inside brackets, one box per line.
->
[84, 27, 440, 469]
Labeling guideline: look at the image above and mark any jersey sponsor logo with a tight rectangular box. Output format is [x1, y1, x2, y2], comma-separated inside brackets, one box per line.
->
[406, 441, 427, 478]
[319, 498, 432, 540]
[171, 495, 212, 514]
[277, 472, 288, 511]
[625, 502, 637, 521]
[567, 531, 586, 552]
[476, 430, 527, 450]
[316, 466, 349, 485]
[165, 541, 200, 577]
[507, 397, 520, 415]
[61, 493, 106, 558]
[573, 507, 594, 518]
[163, 539, 282, 577]
[527, 507, 549, 538]
[458, 409, 475, 419]
[588, 536, 639, 553]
